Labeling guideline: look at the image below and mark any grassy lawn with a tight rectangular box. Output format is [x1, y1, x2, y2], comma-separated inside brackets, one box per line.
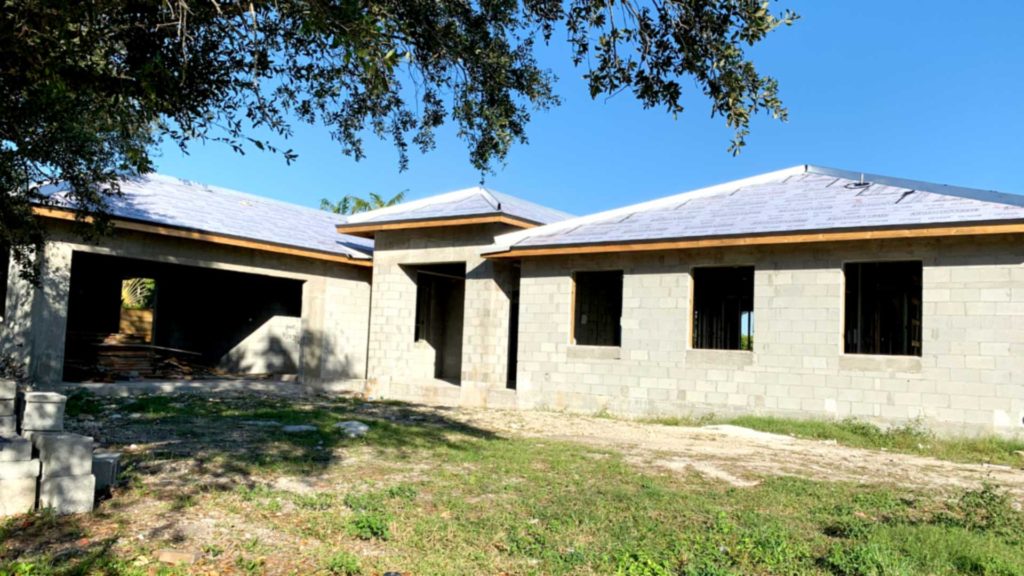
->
[642, 413, 1024, 467]
[0, 391, 1022, 575]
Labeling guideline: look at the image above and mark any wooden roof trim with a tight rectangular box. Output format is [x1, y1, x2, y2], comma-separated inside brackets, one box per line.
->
[34, 206, 373, 268]
[335, 214, 539, 238]
[485, 221, 1024, 259]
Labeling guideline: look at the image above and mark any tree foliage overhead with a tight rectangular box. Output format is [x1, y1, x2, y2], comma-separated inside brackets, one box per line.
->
[1, 0, 796, 279]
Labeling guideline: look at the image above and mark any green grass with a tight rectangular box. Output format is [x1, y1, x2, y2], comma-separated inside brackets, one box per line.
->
[643, 413, 1024, 466]
[3, 391, 1024, 575]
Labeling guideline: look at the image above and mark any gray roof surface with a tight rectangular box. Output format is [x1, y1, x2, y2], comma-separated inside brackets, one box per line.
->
[491, 165, 1024, 252]
[45, 174, 374, 260]
[343, 186, 573, 227]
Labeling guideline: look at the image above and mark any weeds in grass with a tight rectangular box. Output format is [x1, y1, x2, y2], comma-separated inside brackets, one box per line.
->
[942, 482, 1024, 539]
[614, 551, 674, 576]
[346, 511, 391, 540]
[202, 544, 223, 558]
[640, 412, 718, 427]
[293, 492, 336, 511]
[824, 540, 914, 576]
[234, 555, 265, 575]
[323, 551, 362, 575]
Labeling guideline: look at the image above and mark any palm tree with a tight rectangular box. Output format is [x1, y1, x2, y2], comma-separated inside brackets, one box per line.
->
[320, 190, 407, 215]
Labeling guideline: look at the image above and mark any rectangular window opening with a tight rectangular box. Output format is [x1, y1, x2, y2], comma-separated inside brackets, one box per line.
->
[692, 266, 754, 351]
[844, 261, 922, 356]
[120, 278, 157, 343]
[573, 270, 623, 347]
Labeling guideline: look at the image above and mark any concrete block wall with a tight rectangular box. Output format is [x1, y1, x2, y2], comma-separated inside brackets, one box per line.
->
[0, 221, 372, 389]
[366, 225, 519, 406]
[515, 235, 1024, 436]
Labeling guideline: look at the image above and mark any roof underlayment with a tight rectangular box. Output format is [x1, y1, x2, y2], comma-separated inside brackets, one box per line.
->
[486, 165, 1024, 254]
[43, 174, 375, 261]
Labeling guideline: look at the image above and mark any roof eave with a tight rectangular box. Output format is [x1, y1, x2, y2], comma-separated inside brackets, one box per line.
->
[34, 206, 374, 268]
[484, 220, 1024, 259]
[335, 213, 543, 238]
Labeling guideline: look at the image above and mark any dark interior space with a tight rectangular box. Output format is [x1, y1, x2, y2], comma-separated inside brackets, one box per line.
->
[412, 262, 466, 383]
[63, 252, 303, 381]
[0, 243, 9, 321]
[692, 266, 755, 351]
[844, 261, 922, 356]
[498, 261, 522, 390]
[573, 270, 623, 346]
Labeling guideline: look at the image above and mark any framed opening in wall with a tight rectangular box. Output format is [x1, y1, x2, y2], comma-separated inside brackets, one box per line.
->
[692, 266, 755, 351]
[572, 270, 623, 347]
[844, 261, 922, 356]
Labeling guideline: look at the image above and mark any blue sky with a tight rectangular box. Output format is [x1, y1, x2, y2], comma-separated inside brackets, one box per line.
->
[154, 1, 1024, 216]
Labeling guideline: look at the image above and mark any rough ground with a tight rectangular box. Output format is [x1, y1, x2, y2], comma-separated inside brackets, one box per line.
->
[64, 381, 1024, 496]
[4, 385, 1023, 575]
[453, 407, 1024, 496]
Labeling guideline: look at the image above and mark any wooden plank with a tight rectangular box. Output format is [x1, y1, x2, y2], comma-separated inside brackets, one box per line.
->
[486, 222, 1024, 259]
[33, 206, 373, 267]
[336, 214, 539, 237]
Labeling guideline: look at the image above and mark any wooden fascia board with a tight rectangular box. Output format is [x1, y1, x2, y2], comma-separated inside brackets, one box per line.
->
[335, 214, 539, 238]
[485, 222, 1024, 259]
[33, 206, 373, 268]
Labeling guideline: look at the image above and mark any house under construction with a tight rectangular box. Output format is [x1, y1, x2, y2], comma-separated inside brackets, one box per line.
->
[3, 165, 1023, 435]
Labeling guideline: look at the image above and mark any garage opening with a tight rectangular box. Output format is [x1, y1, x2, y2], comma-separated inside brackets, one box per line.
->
[63, 252, 303, 382]
[413, 263, 466, 384]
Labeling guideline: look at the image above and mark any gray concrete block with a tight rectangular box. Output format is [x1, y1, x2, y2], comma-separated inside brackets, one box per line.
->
[0, 379, 15, 400]
[0, 458, 40, 479]
[92, 452, 121, 492]
[33, 433, 93, 478]
[0, 436, 31, 462]
[21, 392, 67, 432]
[0, 399, 14, 416]
[0, 477, 37, 516]
[0, 416, 14, 437]
[39, 474, 94, 514]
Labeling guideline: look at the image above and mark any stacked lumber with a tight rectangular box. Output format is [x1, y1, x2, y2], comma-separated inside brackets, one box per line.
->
[65, 332, 216, 382]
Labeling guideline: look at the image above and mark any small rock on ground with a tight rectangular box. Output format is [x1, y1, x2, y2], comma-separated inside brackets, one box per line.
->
[282, 424, 318, 433]
[335, 420, 370, 437]
[155, 549, 199, 565]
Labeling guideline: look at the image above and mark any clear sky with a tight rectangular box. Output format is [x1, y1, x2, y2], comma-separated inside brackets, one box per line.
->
[153, 0, 1024, 216]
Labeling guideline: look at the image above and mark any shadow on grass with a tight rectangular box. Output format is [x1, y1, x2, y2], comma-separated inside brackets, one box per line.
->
[67, 387, 499, 493]
[2, 388, 503, 573]
[0, 512, 136, 575]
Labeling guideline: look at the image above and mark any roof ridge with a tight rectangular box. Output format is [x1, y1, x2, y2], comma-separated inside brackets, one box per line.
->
[486, 165, 810, 253]
[478, 187, 502, 211]
[805, 165, 1024, 207]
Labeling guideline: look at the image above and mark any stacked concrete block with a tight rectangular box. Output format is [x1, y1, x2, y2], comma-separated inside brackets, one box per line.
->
[1, 379, 39, 517]
[0, 379, 15, 436]
[0, 389, 103, 516]
[32, 429, 98, 513]
[20, 392, 67, 433]
[24, 392, 97, 515]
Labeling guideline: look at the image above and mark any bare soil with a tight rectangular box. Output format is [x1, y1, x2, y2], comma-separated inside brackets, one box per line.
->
[451, 407, 1024, 496]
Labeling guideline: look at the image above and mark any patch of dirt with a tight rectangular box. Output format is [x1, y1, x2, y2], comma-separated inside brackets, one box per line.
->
[451, 408, 1024, 496]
